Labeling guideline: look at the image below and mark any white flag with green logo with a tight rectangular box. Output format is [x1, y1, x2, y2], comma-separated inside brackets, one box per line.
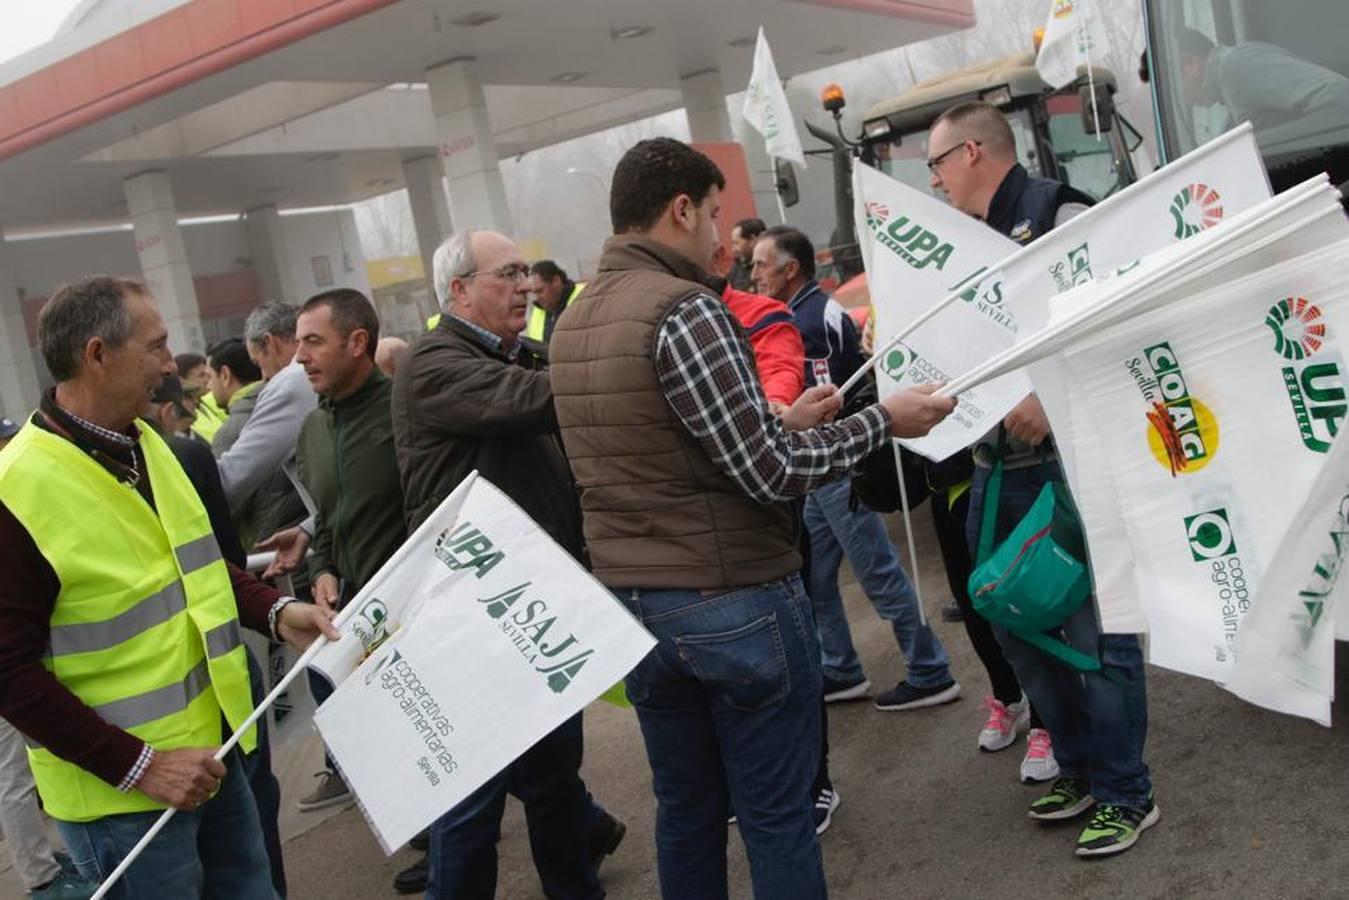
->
[309, 472, 656, 852]
[1035, 0, 1108, 89]
[1224, 424, 1349, 725]
[1048, 223, 1349, 691]
[743, 28, 805, 168]
[854, 161, 1026, 461]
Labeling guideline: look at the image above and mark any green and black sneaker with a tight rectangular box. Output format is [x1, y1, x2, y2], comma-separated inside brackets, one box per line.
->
[1075, 798, 1160, 857]
[1027, 777, 1094, 821]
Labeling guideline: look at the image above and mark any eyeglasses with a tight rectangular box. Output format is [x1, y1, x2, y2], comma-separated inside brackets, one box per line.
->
[926, 140, 980, 172]
[462, 262, 531, 283]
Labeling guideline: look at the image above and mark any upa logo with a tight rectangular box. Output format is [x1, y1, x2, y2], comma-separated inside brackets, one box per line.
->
[1266, 297, 1327, 361]
[881, 346, 911, 382]
[1126, 342, 1220, 476]
[1184, 508, 1237, 561]
[1169, 183, 1224, 239]
[864, 203, 955, 271]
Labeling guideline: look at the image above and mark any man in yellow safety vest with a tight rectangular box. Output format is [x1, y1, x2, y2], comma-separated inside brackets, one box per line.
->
[525, 260, 585, 344]
[0, 276, 338, 899]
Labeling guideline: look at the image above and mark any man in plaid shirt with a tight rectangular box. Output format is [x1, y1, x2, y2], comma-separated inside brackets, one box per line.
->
[550, 137, 955, 899]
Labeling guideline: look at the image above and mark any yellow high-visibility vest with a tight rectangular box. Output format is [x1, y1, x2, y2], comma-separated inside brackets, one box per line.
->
[525, 281, 585, 342]
[0, 421, 255, 822]
[190, 391, 225, 442]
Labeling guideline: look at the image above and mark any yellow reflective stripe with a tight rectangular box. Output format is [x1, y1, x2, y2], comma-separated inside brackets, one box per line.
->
[204, 620, 242, 659]
[49, 581, 186, 657]
[93, 659, 211, 731]
[175, 535, 221, 575]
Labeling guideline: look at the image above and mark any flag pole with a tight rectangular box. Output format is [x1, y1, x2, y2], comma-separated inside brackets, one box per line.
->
[1082, 0, 1102, 140]
[892, 440, 927, 627]
[90, 632, 338, 899]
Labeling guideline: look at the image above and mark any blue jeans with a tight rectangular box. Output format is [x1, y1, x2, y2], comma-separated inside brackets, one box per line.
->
[804, 478, 952, 688]
[966, 460, 1153, 808]
[427, 713, 600, 900]
[619, 575, 827, 900]
[57, 751, 277, 900]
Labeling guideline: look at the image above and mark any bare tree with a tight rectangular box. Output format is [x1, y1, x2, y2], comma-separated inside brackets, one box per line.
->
[354, 190, 418, 259]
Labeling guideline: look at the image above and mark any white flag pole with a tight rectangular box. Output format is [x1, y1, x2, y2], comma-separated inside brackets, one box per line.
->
[1082, 1, 1102, 139]
[892, 440, 927, 627]
[840, 124, 1260, 399]
[938, 179, 1337, 398]
[91, 633, 337, 900]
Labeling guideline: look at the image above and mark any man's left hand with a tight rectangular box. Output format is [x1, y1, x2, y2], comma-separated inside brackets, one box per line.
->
[1003, 395, 1051, 446]
[277, 602, 341, 651]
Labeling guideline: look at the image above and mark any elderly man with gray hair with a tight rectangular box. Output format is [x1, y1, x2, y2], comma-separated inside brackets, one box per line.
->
[391, 229, 623, 900]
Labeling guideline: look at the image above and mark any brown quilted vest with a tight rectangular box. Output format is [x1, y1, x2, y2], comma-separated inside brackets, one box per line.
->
[549, 235, 802, 589]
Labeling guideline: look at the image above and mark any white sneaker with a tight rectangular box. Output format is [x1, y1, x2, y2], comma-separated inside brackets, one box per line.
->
[977, 695, 1030, 752]
[1020, 728, 1061, 783]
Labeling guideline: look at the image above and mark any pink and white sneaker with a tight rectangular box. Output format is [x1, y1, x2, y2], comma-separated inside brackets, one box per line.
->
[977, 695, 1029, 752]
[1020, 728, 1061, 783]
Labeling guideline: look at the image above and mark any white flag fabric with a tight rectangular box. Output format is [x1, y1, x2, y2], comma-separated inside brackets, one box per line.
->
[309, 472, 656, 852]
[854, 161, 1025, 461]
[1224, 425, 1349, 725]
[856, 125, 1269, 462]
[743, 27, 806, 168]
[1035, 0, 1106, 89]
[1048, 216, 1349, 688]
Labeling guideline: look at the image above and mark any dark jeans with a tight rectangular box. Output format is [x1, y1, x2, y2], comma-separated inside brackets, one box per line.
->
[619, 575, 827, 900]
[57, 752, 276, 900]
[426, 714, 601, 900]
[243, 648, 286, 897]
[966, 461, 1153, 807]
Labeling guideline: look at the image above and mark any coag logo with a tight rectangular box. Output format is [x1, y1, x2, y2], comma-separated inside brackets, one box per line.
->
[1128, 342, 1219, 476]
[1169, 183, 1224, 239]
[351, 597, 393, 657]
[1267, 297, 1327, 361]
[1049, 242, 1093, 293]
[1184, 509, 1237, 561]
[881, 346, 910, 382]
[863, 203, 955, 271]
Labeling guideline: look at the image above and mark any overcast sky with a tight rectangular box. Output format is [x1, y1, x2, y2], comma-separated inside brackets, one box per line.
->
[0, 2, 83, 66]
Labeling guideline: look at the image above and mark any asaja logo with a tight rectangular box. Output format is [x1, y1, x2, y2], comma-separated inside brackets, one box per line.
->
[864, 202, 955, 271]
[1185, 509, 1237, 561]
[1169, 183, 1224, 239]
[477, 581, 594, 694]
[881, 346, 910, 382]
[1266, 297, 1326, 360]
[1126, 342, 1219, 476]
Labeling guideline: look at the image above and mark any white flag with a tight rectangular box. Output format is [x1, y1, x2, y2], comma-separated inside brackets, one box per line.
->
[743, 27, 806, 168]
[857, 125, 1269, 462]
[309, 472, 656, 852]
[1035, 0, 1105, 89]
[1224, 424, 1349, 725]
[1046, 208, 1349, 689]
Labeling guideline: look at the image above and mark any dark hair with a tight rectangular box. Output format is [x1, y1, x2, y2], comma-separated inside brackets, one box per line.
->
[174, 352, 206, 376]
[610, 138, 726, 233]
[300, 288, 380, 358]
[38, 276, 145, 382]
[530, 260, 567, 282]
[761, 226, 816, 280]
[733, 218, 766, 240]
[207, 337, 261, 383]
[1176, 27, 1215, 60]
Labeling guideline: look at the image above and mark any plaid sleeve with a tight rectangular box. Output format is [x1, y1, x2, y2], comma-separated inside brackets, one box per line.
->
[655, 293, 892, 503]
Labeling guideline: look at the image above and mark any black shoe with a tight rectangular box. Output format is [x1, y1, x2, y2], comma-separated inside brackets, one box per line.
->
[408, 828, 430, 852]
[813, 787, 841, 835]
[822, 675, 871, 703]
[940, 602, 964, 622]
[873, 679, 961, 711]
[589, 810, 627, 872]
[393, 855, 428, 894]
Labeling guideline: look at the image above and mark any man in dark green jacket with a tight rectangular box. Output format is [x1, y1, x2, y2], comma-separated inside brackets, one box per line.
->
[291, 288, 406, 817]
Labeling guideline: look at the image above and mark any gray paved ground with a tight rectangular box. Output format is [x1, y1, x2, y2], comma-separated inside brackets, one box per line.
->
[5, 511, 1348, 899]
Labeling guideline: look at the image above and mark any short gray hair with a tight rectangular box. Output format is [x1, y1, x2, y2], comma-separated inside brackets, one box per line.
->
[432, 229, 477, 312]
[243, 300, 299, 346]
[39, 276, 143, 382]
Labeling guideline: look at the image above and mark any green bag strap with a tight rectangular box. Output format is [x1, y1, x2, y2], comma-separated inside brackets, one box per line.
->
[1010, 627, 1102, 673]
[975, 427, 1007, 565]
